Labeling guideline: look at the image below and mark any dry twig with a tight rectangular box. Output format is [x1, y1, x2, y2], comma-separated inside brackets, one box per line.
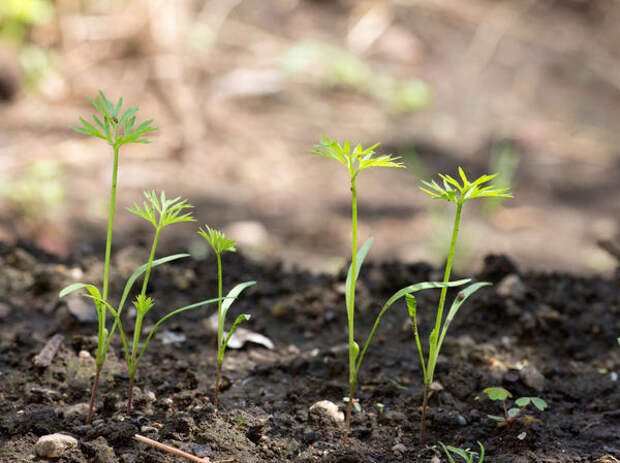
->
[134, 434, 212, 463]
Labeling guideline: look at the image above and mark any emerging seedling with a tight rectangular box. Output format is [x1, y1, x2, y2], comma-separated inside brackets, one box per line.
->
[198, 225, 255, 407]
[62, 191, 223, 415]
[483, 387, 548, 431]
[439, 441, 485, 463]
[410, 168, 512, 442]
[63, 91, 157, 423]
[310, 137, 470, 436]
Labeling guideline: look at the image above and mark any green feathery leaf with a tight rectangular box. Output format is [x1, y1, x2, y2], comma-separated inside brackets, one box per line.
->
[198, 225, 237, 255]
[421, 167, 513, 204]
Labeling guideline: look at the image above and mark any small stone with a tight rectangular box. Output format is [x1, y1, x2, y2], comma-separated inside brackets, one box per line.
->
[35, 433, 78, 458]
[65, 403, 90, 419]
[496, 274, 526, 301]
[520, 365, 546, 392]
[78, 350, 93, 361]
[429, 381, 444, 391]
[517, 431, 527, 440]
[457, 415, 467, 426]
[66, 295, 98, 323]
[392, 443, 407, 454]
[309, 400, 344, 423]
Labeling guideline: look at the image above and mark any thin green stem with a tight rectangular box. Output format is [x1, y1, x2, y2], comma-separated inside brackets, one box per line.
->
[216, 252, 224, 362]
[427, 200, 462, 381]
[102, 146, 120, 302]
[349, 179, 357, 387]
[98, 145, 119, 365]
[140, 226, 162, 297]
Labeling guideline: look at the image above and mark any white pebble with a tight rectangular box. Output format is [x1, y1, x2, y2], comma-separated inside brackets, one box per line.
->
[35, 433, 78, 458]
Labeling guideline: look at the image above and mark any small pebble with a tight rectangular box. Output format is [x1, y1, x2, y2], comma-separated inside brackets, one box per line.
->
[309, 400, 344, 423]
[64, 403, 90, 419]
[35, 433, 78, 458]
[520, 365, 546, 392]
[392, 443, 407, 454]
[496, 274, 526, 300]
[457, 415, 467, 426]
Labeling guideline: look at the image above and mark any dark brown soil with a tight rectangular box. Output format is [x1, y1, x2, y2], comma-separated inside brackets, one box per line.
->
[0, 242, 618, 462]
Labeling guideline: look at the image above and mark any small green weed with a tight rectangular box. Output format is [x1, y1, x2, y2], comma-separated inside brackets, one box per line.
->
[483, 386, 548, 430]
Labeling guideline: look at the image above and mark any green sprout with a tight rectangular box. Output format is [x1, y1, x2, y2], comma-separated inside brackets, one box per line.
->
[62, 192, 225, 415]
[410, 168, 512, 442]
[198, 225, 256, 407]
[61, 92, 157, 423]
[483, 387, 548, 431]
[310, 137, 470, 436]
[439, 441, 485, 463]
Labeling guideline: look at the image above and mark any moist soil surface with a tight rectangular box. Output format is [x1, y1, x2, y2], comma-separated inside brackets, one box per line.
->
[0, 242, 618, 462]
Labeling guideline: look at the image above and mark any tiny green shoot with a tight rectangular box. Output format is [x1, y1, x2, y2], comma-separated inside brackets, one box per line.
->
[198, 225, 256, 407]
[439, 441, 485, 463]
[411, 167, 512, 442]
[310, 138, 471, 437]
[483, 386, 548, 431]
[63, 91, 157, 423]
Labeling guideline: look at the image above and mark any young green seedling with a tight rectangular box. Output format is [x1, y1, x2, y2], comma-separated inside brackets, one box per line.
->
[310, 137, 471, 437]
[439, 441, 485, 463]
[63, 91, 157, 423]
[198, 225, 256, 407]
[483, 387, 548, 431]
[410, 167, 512, 443]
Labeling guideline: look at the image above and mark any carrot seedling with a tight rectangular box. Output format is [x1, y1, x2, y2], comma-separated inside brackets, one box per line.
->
[483, 387, 547, 431]
[61, 91, 157, 423]
[409, 168, 512, 442]
[74, 191, 232, 415]
[198, 225, 256, 407]
[310, 137, 470, 436]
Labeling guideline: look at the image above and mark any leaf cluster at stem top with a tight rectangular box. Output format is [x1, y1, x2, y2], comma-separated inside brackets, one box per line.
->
[310, 136, 404, 180]
[128, 190, 195, 228]
[72, 90, 157, 148]
[198, 225, 237, 255]
[421, 166, 513, 204]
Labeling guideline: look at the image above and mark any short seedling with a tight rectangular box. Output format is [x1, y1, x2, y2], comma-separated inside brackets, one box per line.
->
[310, 138, 470, 436]
[410, 168, 512, 442]
[63, 191, 226, 415]
[64, 91, 157, 423]
[483, 386, 548, 430]
[439, 441, 485, 463]
[198, 225, 255, 407]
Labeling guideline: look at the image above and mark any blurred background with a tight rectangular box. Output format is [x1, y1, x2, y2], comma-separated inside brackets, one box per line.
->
[0, 0, 618, 274]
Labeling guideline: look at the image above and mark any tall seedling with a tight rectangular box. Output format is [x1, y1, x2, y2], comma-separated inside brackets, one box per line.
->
[310, 138, 471, 436]
[198, 226, 255, 407]
[409, 168, 512, 442]
[64, 92, 156, 423]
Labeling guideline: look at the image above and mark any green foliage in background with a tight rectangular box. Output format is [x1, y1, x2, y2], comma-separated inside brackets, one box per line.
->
[0, 0, 55, 84]
[282, 40, 431, 113]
